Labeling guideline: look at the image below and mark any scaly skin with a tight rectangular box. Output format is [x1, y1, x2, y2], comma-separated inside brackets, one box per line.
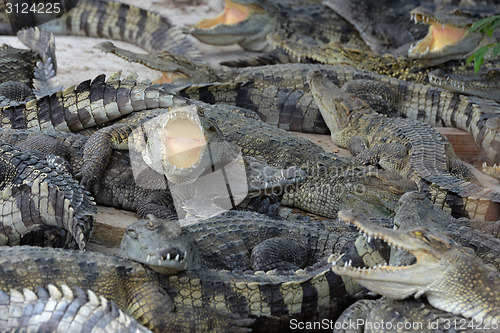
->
[0, 72, 175, 132]
[0, 140, 95, 250]
[105, 103, 414, 219]
[183, 0, 367, 52]
[0, 284, 152, 333]
[393, 191, 500, 269]
[0, 246, 254, 333]
[0, 0, 203, 62]
[322, 0, 425, 54]
[308, 70, 500, 221]
[119, 210, 383, 274]
[0, 125, 304, 219]
[332, 209, 500, 323]
[96, 43, 500, 163]
[429, 67, 500, 102]
[119, 211, 394, 331]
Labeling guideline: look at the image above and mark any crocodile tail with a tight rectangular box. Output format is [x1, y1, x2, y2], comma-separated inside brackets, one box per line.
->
[0, 72, 174, 132]
[39, 0, 204, 62]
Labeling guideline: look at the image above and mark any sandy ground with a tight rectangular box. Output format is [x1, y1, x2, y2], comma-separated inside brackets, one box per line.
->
[0, 0, 497, 253]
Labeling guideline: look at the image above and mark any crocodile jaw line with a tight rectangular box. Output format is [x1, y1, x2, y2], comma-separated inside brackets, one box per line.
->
[331, 210, 442, 299]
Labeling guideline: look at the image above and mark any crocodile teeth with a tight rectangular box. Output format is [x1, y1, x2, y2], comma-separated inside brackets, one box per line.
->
[175, 254, 180, 261]
[166, 253, 171, 260]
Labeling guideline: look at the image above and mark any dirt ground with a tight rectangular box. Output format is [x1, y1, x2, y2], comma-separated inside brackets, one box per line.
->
[0, 0, 497, 253]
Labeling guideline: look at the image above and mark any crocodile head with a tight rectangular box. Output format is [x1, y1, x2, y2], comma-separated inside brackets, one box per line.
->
[429, 67, 500, 102]
[332, 210, 500, 322]
[184, 0, 277, 52]
[408, 5, 485, 66]
[120, 216, 199, 274]
[307, 70, 373, 135]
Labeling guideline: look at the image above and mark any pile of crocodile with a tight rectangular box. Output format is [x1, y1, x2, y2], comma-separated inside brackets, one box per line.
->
[0, 0, 499, 332]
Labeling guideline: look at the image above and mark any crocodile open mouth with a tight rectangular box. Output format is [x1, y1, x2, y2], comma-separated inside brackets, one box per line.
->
[146, 248, 189, 274]
[162, 110, 206, 170]
[408, 12, 467, 56]
[330, 210, 440, 298]
[193, 0, 263, 29]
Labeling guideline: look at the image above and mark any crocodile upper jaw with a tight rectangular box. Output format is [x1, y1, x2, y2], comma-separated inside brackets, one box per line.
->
[407, 6, 483, 66]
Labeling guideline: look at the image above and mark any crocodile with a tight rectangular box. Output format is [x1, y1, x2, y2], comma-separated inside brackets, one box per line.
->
[0, 246, 255, 333]
[265, 32, 459, 84]
[331, 209, 500, 325]
[322, 0, 425, 54]
[429, 66, 500, 102]
[0, 284, 152, 333]
[183, 0, 368, 52]
[95, 45, 500, 163]
[408, 3, 500, 66]
[0, 0, 203, 62]
[308, 70, 500, 221]
[119, 210, 394, 330]
[0, 121, 306, 220]
[0, 139, 96, 250]
[119, 210, 388, 274]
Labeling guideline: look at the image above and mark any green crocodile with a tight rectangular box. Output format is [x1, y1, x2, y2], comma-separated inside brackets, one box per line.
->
[308, 70, 500, 222]
[0, 284, 152, 333]
[332, 209, 500, 325]
[183, 0, 368, 53]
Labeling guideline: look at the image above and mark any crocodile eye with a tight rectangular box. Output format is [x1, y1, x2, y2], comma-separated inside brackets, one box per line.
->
[488, 69, 499, 76]
[198, 108, 205, 115]
[147, 221, 157, 230]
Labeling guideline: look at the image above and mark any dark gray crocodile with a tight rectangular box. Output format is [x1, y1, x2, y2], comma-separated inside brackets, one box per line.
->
[0, 139, 95, 250]
[119, 210, 392, 330]
[0, 284, 152, 333]
[119, 210, 387, 274]
[183, 0, 368, 53]
[331, 209, 500, 326]
[429, 67, 500, 102]
[0, 246, 255, 333]
[308, 70, 500, 222]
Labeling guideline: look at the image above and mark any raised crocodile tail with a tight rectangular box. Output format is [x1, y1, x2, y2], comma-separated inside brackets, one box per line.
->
[38, 0, 204, 62]
[0, 72, 174, 132]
